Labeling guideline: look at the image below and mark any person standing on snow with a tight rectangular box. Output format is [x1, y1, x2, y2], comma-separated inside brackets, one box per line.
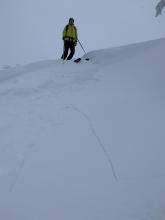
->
[61, 18, 78, 60]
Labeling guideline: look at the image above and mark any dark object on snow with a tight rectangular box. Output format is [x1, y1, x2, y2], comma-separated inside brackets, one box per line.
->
[74, 58, 81, 63]
[74, 58, 90, 63]
[155, 0, 165, 17]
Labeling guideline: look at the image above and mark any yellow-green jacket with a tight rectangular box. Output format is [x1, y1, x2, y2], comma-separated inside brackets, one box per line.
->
[63, 24, 78, 43]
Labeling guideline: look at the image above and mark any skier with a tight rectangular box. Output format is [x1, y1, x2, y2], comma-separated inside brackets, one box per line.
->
[61, 18, 78, 60]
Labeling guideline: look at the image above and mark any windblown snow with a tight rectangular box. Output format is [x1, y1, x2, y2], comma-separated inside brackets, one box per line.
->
[0, 38, 165, 220]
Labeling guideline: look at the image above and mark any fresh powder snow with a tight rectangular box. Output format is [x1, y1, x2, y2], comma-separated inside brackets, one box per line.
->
[0, 38, 165, 220]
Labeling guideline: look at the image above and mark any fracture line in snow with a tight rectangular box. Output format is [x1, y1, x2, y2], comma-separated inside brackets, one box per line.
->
[71, 104, 118, 181]
[9, 155, 27, 192]
[9, 143, 35, 192]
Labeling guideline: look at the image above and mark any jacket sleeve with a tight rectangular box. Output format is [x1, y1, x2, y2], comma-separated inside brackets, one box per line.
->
[62, 26, 67, 40]
[75, 27, 78, 42]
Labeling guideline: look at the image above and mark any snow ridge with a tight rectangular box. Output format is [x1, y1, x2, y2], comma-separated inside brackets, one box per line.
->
[0, 38, 165, 220]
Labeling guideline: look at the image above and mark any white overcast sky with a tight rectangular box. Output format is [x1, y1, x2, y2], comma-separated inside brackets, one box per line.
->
[0, 0, 165, 66]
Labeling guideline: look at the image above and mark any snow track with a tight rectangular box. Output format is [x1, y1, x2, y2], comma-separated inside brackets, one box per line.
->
[0, 38, 165, 220]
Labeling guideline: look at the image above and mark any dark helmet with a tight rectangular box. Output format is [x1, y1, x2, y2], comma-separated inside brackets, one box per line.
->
[69, 17, 74, 24]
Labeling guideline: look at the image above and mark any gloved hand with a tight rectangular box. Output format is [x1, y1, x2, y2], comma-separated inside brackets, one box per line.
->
[74, 41, 77, 46]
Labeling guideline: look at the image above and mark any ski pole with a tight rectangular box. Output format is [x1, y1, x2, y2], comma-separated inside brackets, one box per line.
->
[78, 39, 87, 54]
[78, 39, 90, 61]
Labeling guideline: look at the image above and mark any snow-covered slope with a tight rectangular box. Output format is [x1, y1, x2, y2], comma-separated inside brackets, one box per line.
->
[0, 38, 165, 220]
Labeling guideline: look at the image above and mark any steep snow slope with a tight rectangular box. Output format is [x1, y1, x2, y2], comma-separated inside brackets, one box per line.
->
[0, 38, 165, 220]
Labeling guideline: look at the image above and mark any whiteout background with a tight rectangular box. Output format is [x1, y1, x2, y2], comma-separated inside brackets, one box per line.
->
[0, 0, 165, 66]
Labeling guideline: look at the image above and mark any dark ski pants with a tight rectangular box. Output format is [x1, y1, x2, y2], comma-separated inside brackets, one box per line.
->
[62, 41, 75, 60]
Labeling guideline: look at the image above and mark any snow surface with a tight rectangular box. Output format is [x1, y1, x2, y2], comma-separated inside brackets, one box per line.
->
[0, 38, 165, 220]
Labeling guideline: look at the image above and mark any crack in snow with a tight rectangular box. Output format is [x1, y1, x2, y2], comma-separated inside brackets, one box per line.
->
[9, 143, 35, 192]
[70, 104, 118, 181]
